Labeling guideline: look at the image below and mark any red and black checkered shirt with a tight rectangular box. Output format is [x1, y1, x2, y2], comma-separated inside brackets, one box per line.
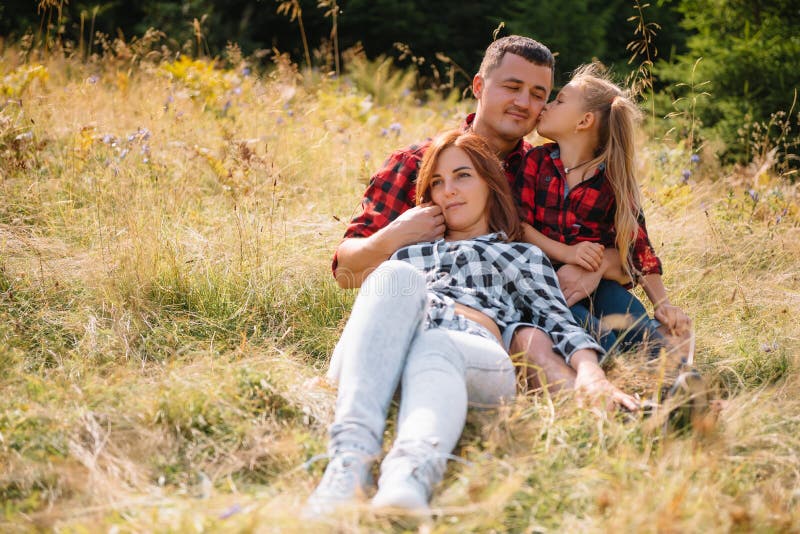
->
[332, 113, 532, 274]
[515, 143, 662, 277]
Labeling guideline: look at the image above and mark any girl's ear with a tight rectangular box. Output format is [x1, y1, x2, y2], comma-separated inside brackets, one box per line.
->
[576, 111, 596, 132]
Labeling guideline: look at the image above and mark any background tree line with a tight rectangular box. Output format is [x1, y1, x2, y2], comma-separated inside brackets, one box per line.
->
[1, 0, 798, 168]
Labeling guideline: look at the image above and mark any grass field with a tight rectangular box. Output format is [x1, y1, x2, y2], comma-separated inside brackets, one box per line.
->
[1, 45, 799, 532]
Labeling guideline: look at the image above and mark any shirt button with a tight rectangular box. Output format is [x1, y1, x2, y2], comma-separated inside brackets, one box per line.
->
[544, 176, 552, 182]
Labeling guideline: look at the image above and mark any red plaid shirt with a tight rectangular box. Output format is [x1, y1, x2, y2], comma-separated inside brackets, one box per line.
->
[516, 143, 662, 277]
[332, 114, 532, 274]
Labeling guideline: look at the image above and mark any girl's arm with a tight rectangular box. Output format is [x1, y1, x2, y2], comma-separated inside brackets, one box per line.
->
[639, 273, 691, 335]
[521, 222, 604, 272]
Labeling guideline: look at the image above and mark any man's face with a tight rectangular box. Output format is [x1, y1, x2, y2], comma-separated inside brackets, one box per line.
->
[472, 53, 553, 148]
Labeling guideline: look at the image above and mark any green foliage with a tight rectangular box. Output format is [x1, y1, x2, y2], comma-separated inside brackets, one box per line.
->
[500, 0, 621, 82]
[660, 0, 800, 166]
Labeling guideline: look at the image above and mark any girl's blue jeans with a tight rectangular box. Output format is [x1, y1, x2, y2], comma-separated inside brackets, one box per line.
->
[570, 279, 664, 358]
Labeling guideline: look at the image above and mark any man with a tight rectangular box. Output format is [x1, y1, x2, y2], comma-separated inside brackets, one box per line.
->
[332, 35, 628, 397]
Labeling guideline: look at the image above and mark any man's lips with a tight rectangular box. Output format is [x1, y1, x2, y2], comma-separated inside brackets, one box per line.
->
[506, 109, 529, 120]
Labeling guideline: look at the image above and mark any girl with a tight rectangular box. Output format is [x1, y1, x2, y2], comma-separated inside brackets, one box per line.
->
[305, 130, 636, 518]
[518, 63, 691, 354]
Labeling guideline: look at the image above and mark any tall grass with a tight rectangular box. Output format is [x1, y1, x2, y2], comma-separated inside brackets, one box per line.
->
[0, 41, 798, 532]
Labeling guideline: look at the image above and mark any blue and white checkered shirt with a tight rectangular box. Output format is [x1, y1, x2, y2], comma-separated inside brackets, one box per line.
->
[391, 233, 604, 363]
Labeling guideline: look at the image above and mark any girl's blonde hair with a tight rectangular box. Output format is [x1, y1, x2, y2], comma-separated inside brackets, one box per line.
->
[571, 63, 643, 278]
[416, 130, 522, 241]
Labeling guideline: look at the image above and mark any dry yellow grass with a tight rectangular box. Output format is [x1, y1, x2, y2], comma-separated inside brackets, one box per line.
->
[0, 45, 798, 532]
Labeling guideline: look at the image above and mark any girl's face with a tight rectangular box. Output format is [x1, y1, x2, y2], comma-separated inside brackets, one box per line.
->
[429, 146, 491, 240]
[536, 81, 587, 140]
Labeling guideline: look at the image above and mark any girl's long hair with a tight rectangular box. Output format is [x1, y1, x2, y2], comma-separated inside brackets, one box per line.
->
[571, 63, 643, 278]
[416, 130, 522, 241]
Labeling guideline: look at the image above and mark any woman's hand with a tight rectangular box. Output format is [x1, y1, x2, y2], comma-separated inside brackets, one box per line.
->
[570, 349, 639, 412]
[654, 302, 692, 336]
[566, 242, 604, 272]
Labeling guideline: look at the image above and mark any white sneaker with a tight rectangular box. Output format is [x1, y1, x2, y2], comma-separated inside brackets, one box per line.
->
[303, 450, 374, 519]
[371, 439, 446, 514]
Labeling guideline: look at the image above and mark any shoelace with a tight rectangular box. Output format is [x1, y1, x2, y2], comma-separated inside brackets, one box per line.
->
[387, 439, 472, 490]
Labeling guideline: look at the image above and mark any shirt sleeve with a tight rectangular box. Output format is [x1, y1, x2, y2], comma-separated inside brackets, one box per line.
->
[511, 244, 605, 364]
[331, 146, 422, 275]
[630, 209, 663, 278]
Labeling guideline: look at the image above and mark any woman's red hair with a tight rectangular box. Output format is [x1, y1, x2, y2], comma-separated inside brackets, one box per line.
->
[416, 130, 522, 241]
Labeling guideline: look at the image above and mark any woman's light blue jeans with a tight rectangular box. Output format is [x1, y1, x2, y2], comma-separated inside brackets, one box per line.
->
[325, 260, 516, 459]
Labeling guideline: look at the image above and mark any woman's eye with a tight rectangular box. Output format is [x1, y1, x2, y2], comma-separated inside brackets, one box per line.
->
[431, 179, 443, 187]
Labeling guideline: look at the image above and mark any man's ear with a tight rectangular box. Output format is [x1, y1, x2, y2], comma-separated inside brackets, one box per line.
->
[472, 74, 484, 99]
[576, 111, 596, 131]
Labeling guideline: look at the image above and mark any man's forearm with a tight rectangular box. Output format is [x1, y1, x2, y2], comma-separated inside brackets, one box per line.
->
[334, 230, 399, 289]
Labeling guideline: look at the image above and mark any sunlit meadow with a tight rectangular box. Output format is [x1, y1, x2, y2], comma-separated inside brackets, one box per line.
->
[1, 39, 799, 532]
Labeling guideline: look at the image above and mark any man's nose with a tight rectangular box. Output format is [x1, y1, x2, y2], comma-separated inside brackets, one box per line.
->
[514, 89, 531, 109]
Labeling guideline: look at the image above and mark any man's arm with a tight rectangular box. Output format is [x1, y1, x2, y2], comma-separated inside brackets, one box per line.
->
[557, 248, 630, 306]
[334, 203, 445, 288]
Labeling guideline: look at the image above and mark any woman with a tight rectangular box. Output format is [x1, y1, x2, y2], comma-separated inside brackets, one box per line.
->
[305, 130, 637, 517]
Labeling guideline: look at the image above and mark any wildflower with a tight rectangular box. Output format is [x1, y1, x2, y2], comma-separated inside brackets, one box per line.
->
[682, 169, 691, 182]
[363, 150, 371, 161]
[223, 100, 232, 113]
[241, 67, 251, 77]
[287, 110, 294, 117]
[380, 128, 389, 137]
[401, 88, 411, 98]
[87, 75, 99, 84]
[690, 154, 700, 163]
[119, 148, 129, 159]
[389, 122, 402, 136]
[277, 116, 284, 125]
[14, 131, 33, 142]
[101, 134, 115, 145]
[233, 86, 242, 95]
[219, 503, 242, 520]
[747, 189, 759, 202]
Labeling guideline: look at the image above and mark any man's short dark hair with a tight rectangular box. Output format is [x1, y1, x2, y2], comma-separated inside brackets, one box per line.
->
[477, 35, 555, 77]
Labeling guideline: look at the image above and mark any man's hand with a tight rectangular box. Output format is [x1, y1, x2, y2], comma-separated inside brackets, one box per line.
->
[387, 202, 446, 247]
[566, 242, 604, 272]
[654, 302, 692, 336]
[557, 264, 602, 306]
[334, 202, 445, 289]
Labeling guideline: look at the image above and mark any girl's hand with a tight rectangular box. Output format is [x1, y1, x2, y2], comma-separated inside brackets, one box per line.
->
[567, 242, 604, 272]
[655, 302, 692, 335]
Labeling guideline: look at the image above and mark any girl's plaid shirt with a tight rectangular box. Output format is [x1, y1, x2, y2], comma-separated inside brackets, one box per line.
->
[515, 144, 663, 279]
[391, 233, 604, 363]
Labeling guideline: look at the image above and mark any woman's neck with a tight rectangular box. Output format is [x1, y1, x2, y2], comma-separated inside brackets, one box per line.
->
[445, 224, 490, 242]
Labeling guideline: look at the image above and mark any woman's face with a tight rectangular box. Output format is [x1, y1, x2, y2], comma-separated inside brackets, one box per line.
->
[429, 146, 491, 240]
[536, 81, 586, 140]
